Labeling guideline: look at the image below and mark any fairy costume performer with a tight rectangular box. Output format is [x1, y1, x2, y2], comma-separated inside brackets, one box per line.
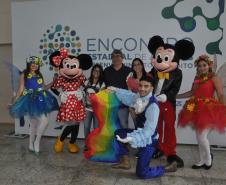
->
[10, 56, 58, 154]
[177, 54, 226, 170]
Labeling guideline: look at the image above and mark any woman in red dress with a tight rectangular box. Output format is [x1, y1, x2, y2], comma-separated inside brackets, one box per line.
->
[177, 54, 226, 170]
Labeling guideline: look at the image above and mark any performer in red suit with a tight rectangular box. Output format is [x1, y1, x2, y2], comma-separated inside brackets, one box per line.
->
[148, 35, 195, 168]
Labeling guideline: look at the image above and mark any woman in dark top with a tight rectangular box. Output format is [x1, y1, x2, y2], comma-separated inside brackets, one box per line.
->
[127, 58, 150, 129]
[83, 64, 105, 150]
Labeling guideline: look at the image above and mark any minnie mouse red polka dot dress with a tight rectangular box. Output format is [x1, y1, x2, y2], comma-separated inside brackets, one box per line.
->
[52, 75, 86, 122]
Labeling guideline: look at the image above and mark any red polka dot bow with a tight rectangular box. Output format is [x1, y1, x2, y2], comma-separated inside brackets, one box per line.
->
[52, 48, 69, 66]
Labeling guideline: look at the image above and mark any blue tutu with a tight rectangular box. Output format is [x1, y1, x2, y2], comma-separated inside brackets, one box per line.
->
[10, 89, 59, 118]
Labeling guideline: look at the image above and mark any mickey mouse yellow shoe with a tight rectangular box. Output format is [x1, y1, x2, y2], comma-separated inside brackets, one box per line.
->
[54, 137, 64, 153]
[68, 143, 79, 153]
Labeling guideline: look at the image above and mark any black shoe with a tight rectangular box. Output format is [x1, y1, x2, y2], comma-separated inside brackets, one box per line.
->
[204, 164, 212, 170]
[152, 149, 164, 159]
[204, 153, 213, 170]
[192, 164, 205, 169]
[167, 155, 184, 168]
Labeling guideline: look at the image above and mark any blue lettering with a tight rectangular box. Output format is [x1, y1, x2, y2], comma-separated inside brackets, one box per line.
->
[124, 38, 137, 51]
[111, 38, 122, 50]
[102, 54, 108, 60]
[166, 37, 177, 45]
[87, 39, 96, 51]
[140, 38, 148, 51]
[98, 38, 109, 51]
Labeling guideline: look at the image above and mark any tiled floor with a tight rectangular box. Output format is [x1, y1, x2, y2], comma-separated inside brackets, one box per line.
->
[0, 123, 226, 185]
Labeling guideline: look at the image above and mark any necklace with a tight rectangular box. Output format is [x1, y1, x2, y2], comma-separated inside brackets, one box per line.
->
[194, 73, 213, 84]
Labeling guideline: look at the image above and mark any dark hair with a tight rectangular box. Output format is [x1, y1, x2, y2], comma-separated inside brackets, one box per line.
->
[23, 62, 43, 80]
[131, 58, 147, 79]
[88, 64, 104, 86]
[139, 75, 155, 86]
[111, 49, 124, 59]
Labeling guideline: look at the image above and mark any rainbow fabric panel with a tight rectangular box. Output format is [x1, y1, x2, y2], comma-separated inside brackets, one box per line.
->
[83, 90, 122, 162]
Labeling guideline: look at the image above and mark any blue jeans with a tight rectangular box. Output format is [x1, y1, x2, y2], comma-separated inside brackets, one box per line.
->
[83, 110, 98, 138]
[115, 129, 165, 179]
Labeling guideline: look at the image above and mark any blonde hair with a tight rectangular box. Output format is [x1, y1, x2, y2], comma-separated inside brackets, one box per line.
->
[194, 54, 213, 66]
[194, 54, 214, 75]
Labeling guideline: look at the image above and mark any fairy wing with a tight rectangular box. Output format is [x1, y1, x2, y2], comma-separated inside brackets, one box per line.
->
[213, 54, 226, 95]
[216, 63, 226, 95]
[212, 54, 217, 73]
[3, 60, 22, 93]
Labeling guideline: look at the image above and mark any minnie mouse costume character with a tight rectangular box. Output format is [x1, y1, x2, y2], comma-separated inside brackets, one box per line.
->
[148, 35, 195, 168]
[50, 48, 92, 153]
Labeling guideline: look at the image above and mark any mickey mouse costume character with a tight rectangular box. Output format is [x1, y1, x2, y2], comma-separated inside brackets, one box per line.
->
[148, 35, 195, 168]
[49, 48, 92, 153]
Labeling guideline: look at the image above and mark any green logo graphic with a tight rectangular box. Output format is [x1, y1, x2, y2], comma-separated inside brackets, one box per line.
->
[162, 0, 224, 55]
[39, 24, 82, 70]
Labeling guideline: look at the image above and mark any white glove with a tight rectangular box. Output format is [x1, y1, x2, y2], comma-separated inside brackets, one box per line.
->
[107, 86, 118, 91]
[75, 89, 83, 101]
[156, 94, 167, 103]
[116, 135, 133, 143]
[133, 98, 149, 114]
[60, 92, 68, 103]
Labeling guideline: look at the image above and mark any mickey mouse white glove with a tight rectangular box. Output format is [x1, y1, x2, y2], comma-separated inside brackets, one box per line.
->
[156, 94, 167, 103]
[107, 86, 118, 91]
[116, 135, 133, 143]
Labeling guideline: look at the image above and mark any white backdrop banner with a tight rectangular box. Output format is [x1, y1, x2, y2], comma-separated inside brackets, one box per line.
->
[11, 0, 226, 145]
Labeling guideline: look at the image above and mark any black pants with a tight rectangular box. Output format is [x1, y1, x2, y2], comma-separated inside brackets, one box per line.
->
[60, 125, 79, 144]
